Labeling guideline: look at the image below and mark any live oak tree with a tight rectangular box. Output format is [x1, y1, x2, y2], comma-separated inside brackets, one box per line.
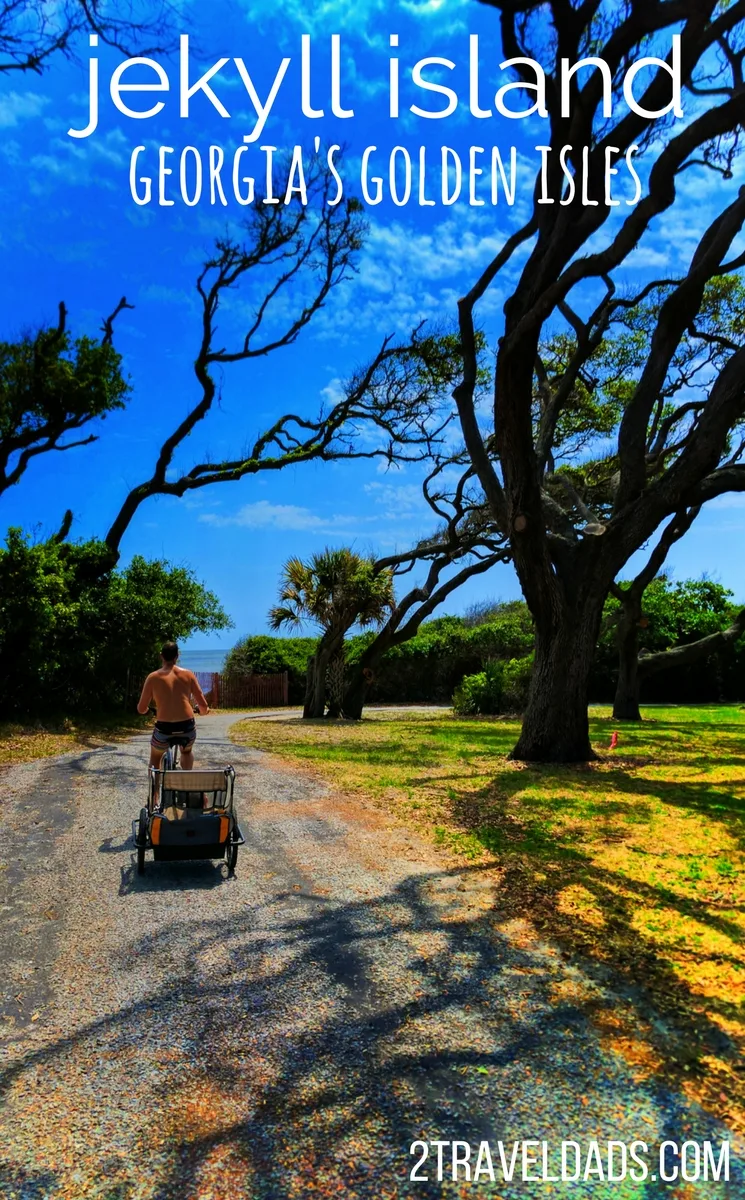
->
[535, 275, 745, 720]
[0, 299, 131, 499]
[3, 159, 456, 550]
[455, 0, 745, 761]
[608, 576, 745, 719]
[345, 272, 745, 724]
[102, 164, 458, 557]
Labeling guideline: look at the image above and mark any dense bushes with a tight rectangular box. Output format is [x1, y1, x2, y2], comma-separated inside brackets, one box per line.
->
[225, 634, 319, 704]
[226, 579, 745, 710]
[347, 607, 535, 704]
[0, 530, 230, 715]
[227, 606, 535, 707]
[453, 657, 534, 715]
[226, 606, 535, 706]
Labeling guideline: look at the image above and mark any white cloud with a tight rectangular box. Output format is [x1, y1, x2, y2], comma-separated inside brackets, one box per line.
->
[239, 0, 468, 38]
[0, 91, 49, 127]
[320, 377, 345, 407]
[364, 480, 425, 517]
[199, 491, 432, 537]
[402, 0, 466, 14]
[309, 203, 521, 342]
[0, 138, 21, 165]
[140, 283, 196, 309]
[200, 500, 348, 531]
[29, 128, 131, 193]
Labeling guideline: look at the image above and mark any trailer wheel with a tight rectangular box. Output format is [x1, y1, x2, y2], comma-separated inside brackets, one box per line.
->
[226, 839, 238, 875]
[137, 808, 148, 875]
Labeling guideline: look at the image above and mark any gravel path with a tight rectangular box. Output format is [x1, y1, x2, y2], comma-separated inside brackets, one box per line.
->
[0, 714, 742, 1199]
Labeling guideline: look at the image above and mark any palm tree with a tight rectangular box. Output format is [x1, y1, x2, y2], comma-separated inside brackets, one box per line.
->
[269, 548, 395, 718]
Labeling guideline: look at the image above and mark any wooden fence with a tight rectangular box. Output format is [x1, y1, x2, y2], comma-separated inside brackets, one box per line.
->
[194, 671, 289, 709]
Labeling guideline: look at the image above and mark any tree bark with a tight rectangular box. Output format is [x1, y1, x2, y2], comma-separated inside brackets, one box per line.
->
[342, 639, 387, 720]
[325, 650, 346, 718]
[302, 654, 318, 718]
[343, 666, 367, 721]
[613, 627, 642, 720]
[303, 647, 329, 718]
[342, 626, 400, 720]
[510, 597, 604, 763]
[303, 630, 343, 719]
[610, 508, 699, 721]
[637, 606, 745, 678]
[612, 597, 643, 721]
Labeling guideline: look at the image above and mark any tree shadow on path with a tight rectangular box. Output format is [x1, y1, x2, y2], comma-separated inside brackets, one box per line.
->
[1, 859, 740, 1199]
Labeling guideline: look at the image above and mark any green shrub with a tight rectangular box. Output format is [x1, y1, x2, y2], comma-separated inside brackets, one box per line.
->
[453, 662, 505, 716]
[346, 603, 535, 704]
[224, 634, 319, 703]
[452, 656, 533, 716]
[502, 655, 533, 711]
[0, 531, 231, 716]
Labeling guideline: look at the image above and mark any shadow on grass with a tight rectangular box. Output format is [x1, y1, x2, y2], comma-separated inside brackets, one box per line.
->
[605, 771, 745, 824]
[439, 766, 745, 1096]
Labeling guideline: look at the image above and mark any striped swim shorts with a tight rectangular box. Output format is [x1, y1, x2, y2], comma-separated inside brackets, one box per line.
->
[151, 718, 196, 750]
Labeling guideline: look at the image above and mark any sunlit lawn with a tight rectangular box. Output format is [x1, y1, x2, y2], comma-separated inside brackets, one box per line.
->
[0, 709, 279, 766]
[0, 715, 151, 765]
[233, 705, 745, 1129]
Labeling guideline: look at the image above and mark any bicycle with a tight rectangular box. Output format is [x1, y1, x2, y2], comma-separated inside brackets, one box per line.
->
[162, 742, 181, 771]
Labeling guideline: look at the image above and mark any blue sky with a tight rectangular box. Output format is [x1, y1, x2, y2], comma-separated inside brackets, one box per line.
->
[1, 0, 743, 653]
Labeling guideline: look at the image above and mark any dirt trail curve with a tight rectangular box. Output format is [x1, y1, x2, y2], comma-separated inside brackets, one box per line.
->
[0, 713, 741, 1199]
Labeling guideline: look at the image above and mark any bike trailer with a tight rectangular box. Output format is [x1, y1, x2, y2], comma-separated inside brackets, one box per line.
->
[135, 766, 243, 875]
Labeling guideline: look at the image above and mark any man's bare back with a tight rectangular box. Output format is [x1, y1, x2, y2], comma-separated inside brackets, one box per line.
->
[137, 642, 210, 772]
[139, 665, 207, 722]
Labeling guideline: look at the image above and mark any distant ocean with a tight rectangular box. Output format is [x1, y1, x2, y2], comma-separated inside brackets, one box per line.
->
[179, 649, 227, 673]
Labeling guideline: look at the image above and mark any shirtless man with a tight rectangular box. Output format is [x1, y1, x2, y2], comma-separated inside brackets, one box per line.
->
[137, 641, 209, 770]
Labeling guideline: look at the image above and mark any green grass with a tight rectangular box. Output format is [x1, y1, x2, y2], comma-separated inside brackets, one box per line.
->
[0, 715, 151, 765]
[233, 704, 745, 1131]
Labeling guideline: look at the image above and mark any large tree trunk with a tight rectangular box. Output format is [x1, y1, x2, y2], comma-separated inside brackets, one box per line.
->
[511, 601, 604, 763]
[343, 666, 367, 721]
[613, 637, 642, 720]
[613, 598, 643, 721]
[302, 654, 320, 718]
[303, 630, 343, 719]
[342, 628, 397, 719]
[325, 650, 346, 718]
